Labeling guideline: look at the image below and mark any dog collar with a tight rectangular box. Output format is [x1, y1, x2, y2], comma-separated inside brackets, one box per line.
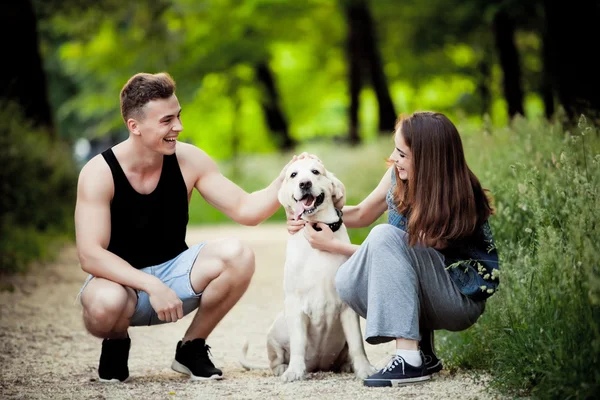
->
[313, 208, 343, 233]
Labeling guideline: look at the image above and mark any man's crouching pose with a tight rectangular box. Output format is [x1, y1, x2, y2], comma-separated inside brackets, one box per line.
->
[75, 72, 295, 382]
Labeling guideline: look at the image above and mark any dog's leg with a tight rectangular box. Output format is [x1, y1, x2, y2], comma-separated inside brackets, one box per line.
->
[267, 313, 289, 376]
[280, 297, 309, 382]
[340, 307, 376, 379]
[268, 335, 288, 376]
[332, 343, 353, 373]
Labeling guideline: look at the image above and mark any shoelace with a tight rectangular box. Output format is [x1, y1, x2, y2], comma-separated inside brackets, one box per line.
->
[189, 343, 213, 360]
[205, 344, 213, 358]
[383, 355, 406, 375]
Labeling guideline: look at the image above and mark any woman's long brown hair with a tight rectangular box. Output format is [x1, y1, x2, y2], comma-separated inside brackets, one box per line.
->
[391, 112, 494, 248]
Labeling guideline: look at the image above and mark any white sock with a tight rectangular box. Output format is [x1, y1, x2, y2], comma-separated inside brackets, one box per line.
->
[395, 349, 422, 367]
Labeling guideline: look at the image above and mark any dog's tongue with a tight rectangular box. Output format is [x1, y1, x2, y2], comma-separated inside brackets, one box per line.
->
[294, 202, 305, 221]
[294, 195, 316, 220]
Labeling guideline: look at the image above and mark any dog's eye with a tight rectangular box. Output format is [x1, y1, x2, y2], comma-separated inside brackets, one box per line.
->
[290, 172, 297, 178]
[311, 170, 320, 175]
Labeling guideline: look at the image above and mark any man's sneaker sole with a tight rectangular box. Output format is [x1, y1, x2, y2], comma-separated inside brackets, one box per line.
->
[98, 376, 130, 383]
[364, 375, 431, 387]
[171, 360, 224, 381]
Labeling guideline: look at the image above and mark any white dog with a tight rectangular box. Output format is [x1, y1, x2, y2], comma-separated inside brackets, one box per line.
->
[240, 157, 375, 382]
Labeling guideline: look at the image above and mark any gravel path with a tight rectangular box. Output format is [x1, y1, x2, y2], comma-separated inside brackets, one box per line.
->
[0, 223, 502, 399]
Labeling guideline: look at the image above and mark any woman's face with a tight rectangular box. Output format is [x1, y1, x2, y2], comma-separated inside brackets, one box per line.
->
[390, 129, 412, 181]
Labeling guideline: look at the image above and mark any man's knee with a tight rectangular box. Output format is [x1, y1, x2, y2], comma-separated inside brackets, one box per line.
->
[217, 238, 255, 280]
[81, 279, 132, 336]
[191, 238, 255, 290]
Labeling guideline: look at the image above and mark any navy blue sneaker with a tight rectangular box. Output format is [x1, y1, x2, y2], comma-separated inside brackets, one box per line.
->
[363, 354, 430, 387]
[420, 330, 443, 374]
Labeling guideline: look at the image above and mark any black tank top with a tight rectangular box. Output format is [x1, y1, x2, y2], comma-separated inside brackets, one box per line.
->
[102, 148, 189, 269]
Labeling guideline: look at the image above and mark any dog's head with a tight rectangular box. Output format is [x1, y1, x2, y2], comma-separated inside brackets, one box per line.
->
[278, 157, 346, 221]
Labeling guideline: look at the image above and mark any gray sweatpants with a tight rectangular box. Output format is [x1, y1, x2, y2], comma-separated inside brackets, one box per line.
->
[335, 224, 485, 344]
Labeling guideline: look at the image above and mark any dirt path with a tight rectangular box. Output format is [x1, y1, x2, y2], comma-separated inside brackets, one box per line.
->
[0, 223, 501, 399]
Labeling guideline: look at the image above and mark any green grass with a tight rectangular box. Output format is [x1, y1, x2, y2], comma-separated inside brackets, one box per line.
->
[190, 115, 600, 399]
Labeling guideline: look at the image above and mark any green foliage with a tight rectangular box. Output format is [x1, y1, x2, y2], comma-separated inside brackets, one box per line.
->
[40, 0, 547, 156]
[436, 116, 600, 399]
[0, 104, 77, 274]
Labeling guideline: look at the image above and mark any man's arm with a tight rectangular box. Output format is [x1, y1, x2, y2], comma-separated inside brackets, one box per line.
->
[75, 157, 183, 322]
[185, 144, 294, 226]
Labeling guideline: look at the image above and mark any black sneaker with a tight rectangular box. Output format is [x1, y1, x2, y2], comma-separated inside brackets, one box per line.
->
[420, 329, 443, 374]
[171, 339, 223, 380]
[363, 354, 430, 387]
[98, 337, 131, 383]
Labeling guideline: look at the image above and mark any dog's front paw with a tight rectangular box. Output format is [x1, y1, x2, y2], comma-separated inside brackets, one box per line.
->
[272, 364, 288, 377]
[353, 362, 377, 379]
[280, 367, 305, 383]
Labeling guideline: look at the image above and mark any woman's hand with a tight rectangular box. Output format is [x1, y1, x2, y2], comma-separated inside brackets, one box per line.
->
[304, 222, 337, 252]
[287, 216, 306, 235]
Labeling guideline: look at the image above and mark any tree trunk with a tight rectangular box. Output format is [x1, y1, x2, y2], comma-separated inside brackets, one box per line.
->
[344, 0, 396, 142]
[345, 1, 363, 145]
[540, 29, 555, 120]
[1, 0, 54, 135]
[345, 0, 396, 139]
[477, 56, 492, 117]
[360, 5, 396, 134]
[255, 62, 295, 150]
[543, 0, 600, 122]
[492, 9, 524, 119]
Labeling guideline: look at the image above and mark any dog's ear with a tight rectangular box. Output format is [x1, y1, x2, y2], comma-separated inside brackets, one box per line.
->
[326, 170, 346, 209]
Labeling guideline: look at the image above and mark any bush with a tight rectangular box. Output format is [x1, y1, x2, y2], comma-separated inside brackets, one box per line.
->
[438, 116, 600, 399]
[0, 104, 77, 274]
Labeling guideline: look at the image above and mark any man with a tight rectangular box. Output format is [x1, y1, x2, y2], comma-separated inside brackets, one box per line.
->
[75, 72, 296, 382]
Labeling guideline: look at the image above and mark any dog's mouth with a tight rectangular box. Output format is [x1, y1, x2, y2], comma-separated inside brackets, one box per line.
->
[293, 192, 325, 220]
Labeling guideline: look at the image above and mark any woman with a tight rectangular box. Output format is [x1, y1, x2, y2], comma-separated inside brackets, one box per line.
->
[288, 111, 499, 387]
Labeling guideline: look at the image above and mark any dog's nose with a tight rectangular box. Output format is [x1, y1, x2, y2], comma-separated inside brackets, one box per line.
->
[299, 180, 312, 190]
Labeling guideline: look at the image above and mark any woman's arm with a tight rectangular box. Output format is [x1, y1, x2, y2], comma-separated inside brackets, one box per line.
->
[341, 167, 393, 228]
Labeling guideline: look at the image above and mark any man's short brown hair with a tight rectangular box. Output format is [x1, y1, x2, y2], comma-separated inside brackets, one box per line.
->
[120, 72, 176, 122]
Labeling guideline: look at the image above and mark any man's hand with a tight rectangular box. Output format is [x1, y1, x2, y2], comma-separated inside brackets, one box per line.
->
[278, 155, 299, 182]
[304, 222, 337, 252]
[147, 281, 184, 322]
[297, 152, 322, 163]
[278, 152, 323, 182]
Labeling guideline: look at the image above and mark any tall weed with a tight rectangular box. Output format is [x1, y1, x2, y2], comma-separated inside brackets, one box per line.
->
[439, 116, 600, 399]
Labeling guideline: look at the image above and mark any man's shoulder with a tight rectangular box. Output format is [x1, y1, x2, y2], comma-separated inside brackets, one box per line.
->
[80, 153, 111, 179]
[77, 153, 114, 199]
[175, 142, 215, 170]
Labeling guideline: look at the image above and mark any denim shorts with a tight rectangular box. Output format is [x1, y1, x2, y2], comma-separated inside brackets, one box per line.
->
[77, 243, 206, 326]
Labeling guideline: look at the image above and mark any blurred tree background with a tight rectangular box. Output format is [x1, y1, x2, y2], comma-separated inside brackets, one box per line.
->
[7, 0, 600, 158]
[2, 0, 600, 398]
